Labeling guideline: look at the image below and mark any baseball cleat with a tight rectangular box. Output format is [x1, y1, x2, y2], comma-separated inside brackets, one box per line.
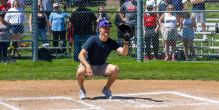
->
[79, 89, 86, 99]
[102, 88, 113, 99]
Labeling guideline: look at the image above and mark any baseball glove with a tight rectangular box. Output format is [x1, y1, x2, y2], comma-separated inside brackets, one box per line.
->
[117, 24, 133, 41]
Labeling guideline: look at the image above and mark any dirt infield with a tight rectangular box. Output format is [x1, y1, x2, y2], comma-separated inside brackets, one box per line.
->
[0, 80, 219, 110]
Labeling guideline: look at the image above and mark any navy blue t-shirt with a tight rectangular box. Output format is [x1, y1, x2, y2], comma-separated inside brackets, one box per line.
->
[83, 35, 120, 65]
[192, 2, 205, 10]
[169, 0, 183, 11]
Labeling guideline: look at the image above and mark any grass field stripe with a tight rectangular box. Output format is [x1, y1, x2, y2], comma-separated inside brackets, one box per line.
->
[172, 92, 219, 104]
[5, 97, 102, 110]
[0, 101, 20, 110]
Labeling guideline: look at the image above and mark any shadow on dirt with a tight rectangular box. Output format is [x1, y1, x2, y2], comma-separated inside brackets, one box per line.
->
[87, 96, 170, 102]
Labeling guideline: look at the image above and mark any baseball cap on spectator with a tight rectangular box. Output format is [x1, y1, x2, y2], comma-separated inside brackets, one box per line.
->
[99, 20, 112, 28]
[147, 5, 153, 10]
[53, 3, 60, 8]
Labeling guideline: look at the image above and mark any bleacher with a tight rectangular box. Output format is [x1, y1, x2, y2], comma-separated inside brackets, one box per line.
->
[12, 25, 71, 58]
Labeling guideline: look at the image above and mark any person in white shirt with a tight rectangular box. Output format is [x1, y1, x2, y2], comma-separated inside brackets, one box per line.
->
[5, 0, 26, 56]
[159, 4, 180, 61]
[146, 0, 156, 11]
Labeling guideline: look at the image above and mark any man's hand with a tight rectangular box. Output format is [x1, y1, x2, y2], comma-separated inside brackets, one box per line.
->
[86, 66, 93, 79]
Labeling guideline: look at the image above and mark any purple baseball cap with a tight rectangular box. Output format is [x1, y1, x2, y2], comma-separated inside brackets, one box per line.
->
[99, 20, 112, 28]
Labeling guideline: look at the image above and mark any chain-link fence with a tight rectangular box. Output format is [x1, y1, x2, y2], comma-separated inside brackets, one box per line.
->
[1, 0, 219, 64]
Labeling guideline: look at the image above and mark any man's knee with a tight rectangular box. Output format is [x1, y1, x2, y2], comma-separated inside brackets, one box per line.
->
[110, 65, 120, 76]
[76, 67, 86, 77]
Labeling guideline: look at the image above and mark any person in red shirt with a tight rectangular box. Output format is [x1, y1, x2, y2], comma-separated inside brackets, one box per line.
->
[144, 5, 160, 60]
[0, 0, 11, 11]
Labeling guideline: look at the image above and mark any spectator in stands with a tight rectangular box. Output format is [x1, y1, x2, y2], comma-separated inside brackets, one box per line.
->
[29, 4, 49, 44]
[96, 6, 111, 35]
[118, 0, 137, 48]
[146, 0, 156, 11]
[158, 0, 170, 53]
[118, 0, 137, 32]
[49, 3, 70, 54]
[38, 0, 54, 21]
[190, 0, 207, 40]
[159, 4, 180, 61]
[169, 0, 189, 11]
[0, 12, 11, 65]
[144, 5, 160, 60]
[114, 8, 126, 46]
[0, 0, 11, 11]
[5, 0, 26, 56]
[8, 0, 25, 10]
[69, 0, 96, 62]
[180, 12, 197, 61]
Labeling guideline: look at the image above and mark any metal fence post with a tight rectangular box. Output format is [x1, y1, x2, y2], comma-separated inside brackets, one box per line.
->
[137, 0, 143, 62]
[32, 0, 38, 62]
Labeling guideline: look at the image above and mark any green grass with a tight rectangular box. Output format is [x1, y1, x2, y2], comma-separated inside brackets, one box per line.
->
[0, 60, 219, 81]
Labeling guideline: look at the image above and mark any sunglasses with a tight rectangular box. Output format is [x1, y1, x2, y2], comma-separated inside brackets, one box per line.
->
[169, 8, 174, 10]
[101, 21, 112, 27]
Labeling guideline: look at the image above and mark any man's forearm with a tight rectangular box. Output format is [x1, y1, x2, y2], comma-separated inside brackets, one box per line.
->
[191, 0, 205, 4]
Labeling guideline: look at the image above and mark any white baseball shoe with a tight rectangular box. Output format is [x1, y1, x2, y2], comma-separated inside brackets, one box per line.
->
[79, 89, 86, 100]
[203, 35, 208, 40]
[102, 87, 113, 99]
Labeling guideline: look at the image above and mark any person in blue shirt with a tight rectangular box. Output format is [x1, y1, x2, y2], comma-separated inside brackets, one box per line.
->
[76, 20, 130, 100]
[49, 3, 70, 53]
